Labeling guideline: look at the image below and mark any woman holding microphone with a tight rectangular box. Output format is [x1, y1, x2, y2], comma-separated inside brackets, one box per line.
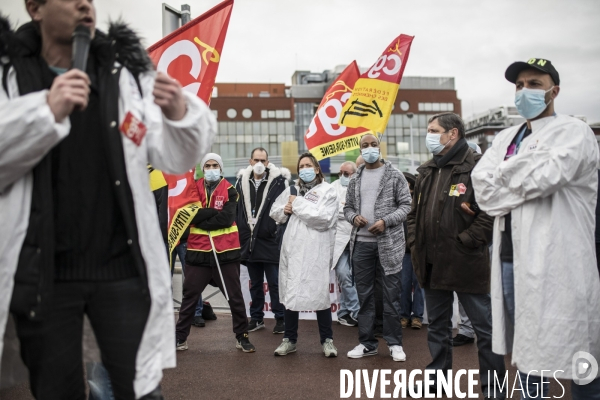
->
[270, 153, 339, 357]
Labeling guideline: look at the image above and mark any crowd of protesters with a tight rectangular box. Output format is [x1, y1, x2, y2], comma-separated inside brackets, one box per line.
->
[0, 0, 599, 398]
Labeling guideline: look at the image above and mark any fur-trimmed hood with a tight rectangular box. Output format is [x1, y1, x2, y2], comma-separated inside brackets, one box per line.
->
[0, 15, 152, 75]
[236, 163, 286, 232]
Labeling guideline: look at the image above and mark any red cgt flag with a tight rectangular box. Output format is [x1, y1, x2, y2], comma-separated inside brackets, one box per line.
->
[304, 61, 370, 161]
[147, 0, 233, 104]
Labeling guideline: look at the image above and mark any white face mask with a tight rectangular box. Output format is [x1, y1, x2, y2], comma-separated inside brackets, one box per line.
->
[253, 162, 266, 175]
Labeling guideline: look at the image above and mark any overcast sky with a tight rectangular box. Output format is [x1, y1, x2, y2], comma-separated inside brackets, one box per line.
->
[5, 0, 600, 123]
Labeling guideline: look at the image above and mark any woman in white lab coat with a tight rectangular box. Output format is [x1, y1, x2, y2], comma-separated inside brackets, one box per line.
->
[270, 152, 338, 357]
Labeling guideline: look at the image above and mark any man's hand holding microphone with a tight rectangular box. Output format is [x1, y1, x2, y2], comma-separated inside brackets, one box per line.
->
[47, 25, 187, 122]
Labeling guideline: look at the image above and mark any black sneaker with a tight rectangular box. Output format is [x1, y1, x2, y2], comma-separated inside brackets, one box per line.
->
[248, 319, 265, 332]
[273, 318, 285, 334]
[236, 333, 256, 352]
[452, 333, 475, 346]
[338, 314, 358, 327]
[192, 315, 205, 327]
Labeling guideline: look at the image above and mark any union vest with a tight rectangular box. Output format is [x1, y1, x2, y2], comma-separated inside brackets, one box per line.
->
[187, 178, 240, 254]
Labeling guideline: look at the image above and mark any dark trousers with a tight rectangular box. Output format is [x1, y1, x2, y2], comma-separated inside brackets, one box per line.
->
[375, 266, 383, 331]
[176, 262, 248, 341]
[13, 278, 153, 400]
[353, 241, 403, 349]
[246, 261, 284, 320]
[284, 308, 332, 344]
[424, 287, 506, 399]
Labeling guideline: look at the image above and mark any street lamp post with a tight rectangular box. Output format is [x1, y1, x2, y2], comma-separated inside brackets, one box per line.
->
[407, 112, 414, 171]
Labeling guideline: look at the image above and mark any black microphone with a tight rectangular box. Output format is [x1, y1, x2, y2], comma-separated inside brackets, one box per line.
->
[71, 24, 91, 71]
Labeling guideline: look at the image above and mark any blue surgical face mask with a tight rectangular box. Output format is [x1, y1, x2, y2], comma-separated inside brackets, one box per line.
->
[299, 167, 316, 183]
[361, 147, 380, 164]
[204, 169, 221, 182]
[339, 175, 350, 187]
[426, 133, 447, 155]
[514, 86, 554, 119]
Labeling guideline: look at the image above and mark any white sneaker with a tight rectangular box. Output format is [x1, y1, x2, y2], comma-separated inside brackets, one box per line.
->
[389, 345, 406, 361]
[347, 344, 377, 358]
[322, 338, 338, 357]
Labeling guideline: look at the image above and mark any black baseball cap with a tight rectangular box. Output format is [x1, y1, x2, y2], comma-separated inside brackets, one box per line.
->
[505, 58, 560, 85]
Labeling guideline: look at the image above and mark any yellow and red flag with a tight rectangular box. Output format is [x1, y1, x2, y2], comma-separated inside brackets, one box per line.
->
[164, 170, 202, 263]
[147, 0, 233, 104]
[339, 34, 414, 134]
[304, 61, 370, 160]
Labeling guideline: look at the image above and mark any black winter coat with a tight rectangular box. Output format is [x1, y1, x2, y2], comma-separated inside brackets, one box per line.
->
[235, 165, 288, 264]
[407, 146, 494, 294]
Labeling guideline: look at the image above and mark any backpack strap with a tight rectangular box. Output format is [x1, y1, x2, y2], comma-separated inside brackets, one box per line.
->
[289, 186, 297, 196]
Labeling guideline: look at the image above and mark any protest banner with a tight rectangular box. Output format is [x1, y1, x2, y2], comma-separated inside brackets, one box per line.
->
[147, 0, 233, 104]
[339, 34, 414, 135]
[304, 61, 370, 160]
[240, 266, 341, 321]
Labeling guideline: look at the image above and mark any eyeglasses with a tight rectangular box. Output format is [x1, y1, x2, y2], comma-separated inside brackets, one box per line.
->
[339, 171, 352, 177]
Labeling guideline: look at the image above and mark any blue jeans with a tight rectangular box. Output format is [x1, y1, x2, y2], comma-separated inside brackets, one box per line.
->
[246, 261, 284, 320]
[170, 242, 203, 317]
[400, 252, 424, 321]
[502, 261, 600, 400]
[457, 299, 475, 338]
[86, 363, 115, 400]
[335, 248, 359, 319]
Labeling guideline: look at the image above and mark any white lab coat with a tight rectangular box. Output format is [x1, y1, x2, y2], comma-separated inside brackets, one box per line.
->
[331, 180, 352, 269]
[0, 64, 216, 396]
[270, 181, 338, 311]
[472, 114, 600, 379]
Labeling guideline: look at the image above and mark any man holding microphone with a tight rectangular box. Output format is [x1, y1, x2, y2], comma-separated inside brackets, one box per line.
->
[0, 1, 216, 398]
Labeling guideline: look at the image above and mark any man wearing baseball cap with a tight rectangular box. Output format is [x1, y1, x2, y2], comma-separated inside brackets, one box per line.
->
[472, 59, 600, 399]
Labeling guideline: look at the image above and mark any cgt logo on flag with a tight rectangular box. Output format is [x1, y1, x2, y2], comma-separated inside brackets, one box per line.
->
[339, 34, 414, 135]
[304, 61, 369, 160]
[147, 0, 233, 103]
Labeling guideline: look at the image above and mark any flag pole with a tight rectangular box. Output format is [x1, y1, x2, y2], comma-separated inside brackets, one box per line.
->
[208, 231, 229, 301]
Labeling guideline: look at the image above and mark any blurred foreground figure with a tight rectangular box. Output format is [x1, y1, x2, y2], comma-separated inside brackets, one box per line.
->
[0, 0, 216, 398]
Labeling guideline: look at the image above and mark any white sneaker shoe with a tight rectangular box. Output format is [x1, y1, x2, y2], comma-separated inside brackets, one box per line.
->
[389, 345, 406, 361]
[322, 338, 338, 357]
[347, 343, 377, 358]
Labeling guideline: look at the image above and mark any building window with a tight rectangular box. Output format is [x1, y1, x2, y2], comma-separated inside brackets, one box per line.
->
[400, 101, 410, 111]
[418, 102, 455, 112]
[261, 110, 268, 119]
[268, 110, 276, 118]
[226, 109, 237, 119]
[247, 92, 253, 97]
[259, 91, 270, 98]
[212, 87, 218, 98]
[242, 109, 252, 119]
[212, 110, 218, 119]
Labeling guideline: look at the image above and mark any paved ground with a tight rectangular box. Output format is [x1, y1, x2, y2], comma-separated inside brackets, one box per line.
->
[1, 311, 573, 399]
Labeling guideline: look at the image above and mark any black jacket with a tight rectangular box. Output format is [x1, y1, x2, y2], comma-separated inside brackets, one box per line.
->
[2, 18, 154, 320]
[407, 145, 494, 294]
[185, 182, 241, 267]
[235, 165, 288, 264]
